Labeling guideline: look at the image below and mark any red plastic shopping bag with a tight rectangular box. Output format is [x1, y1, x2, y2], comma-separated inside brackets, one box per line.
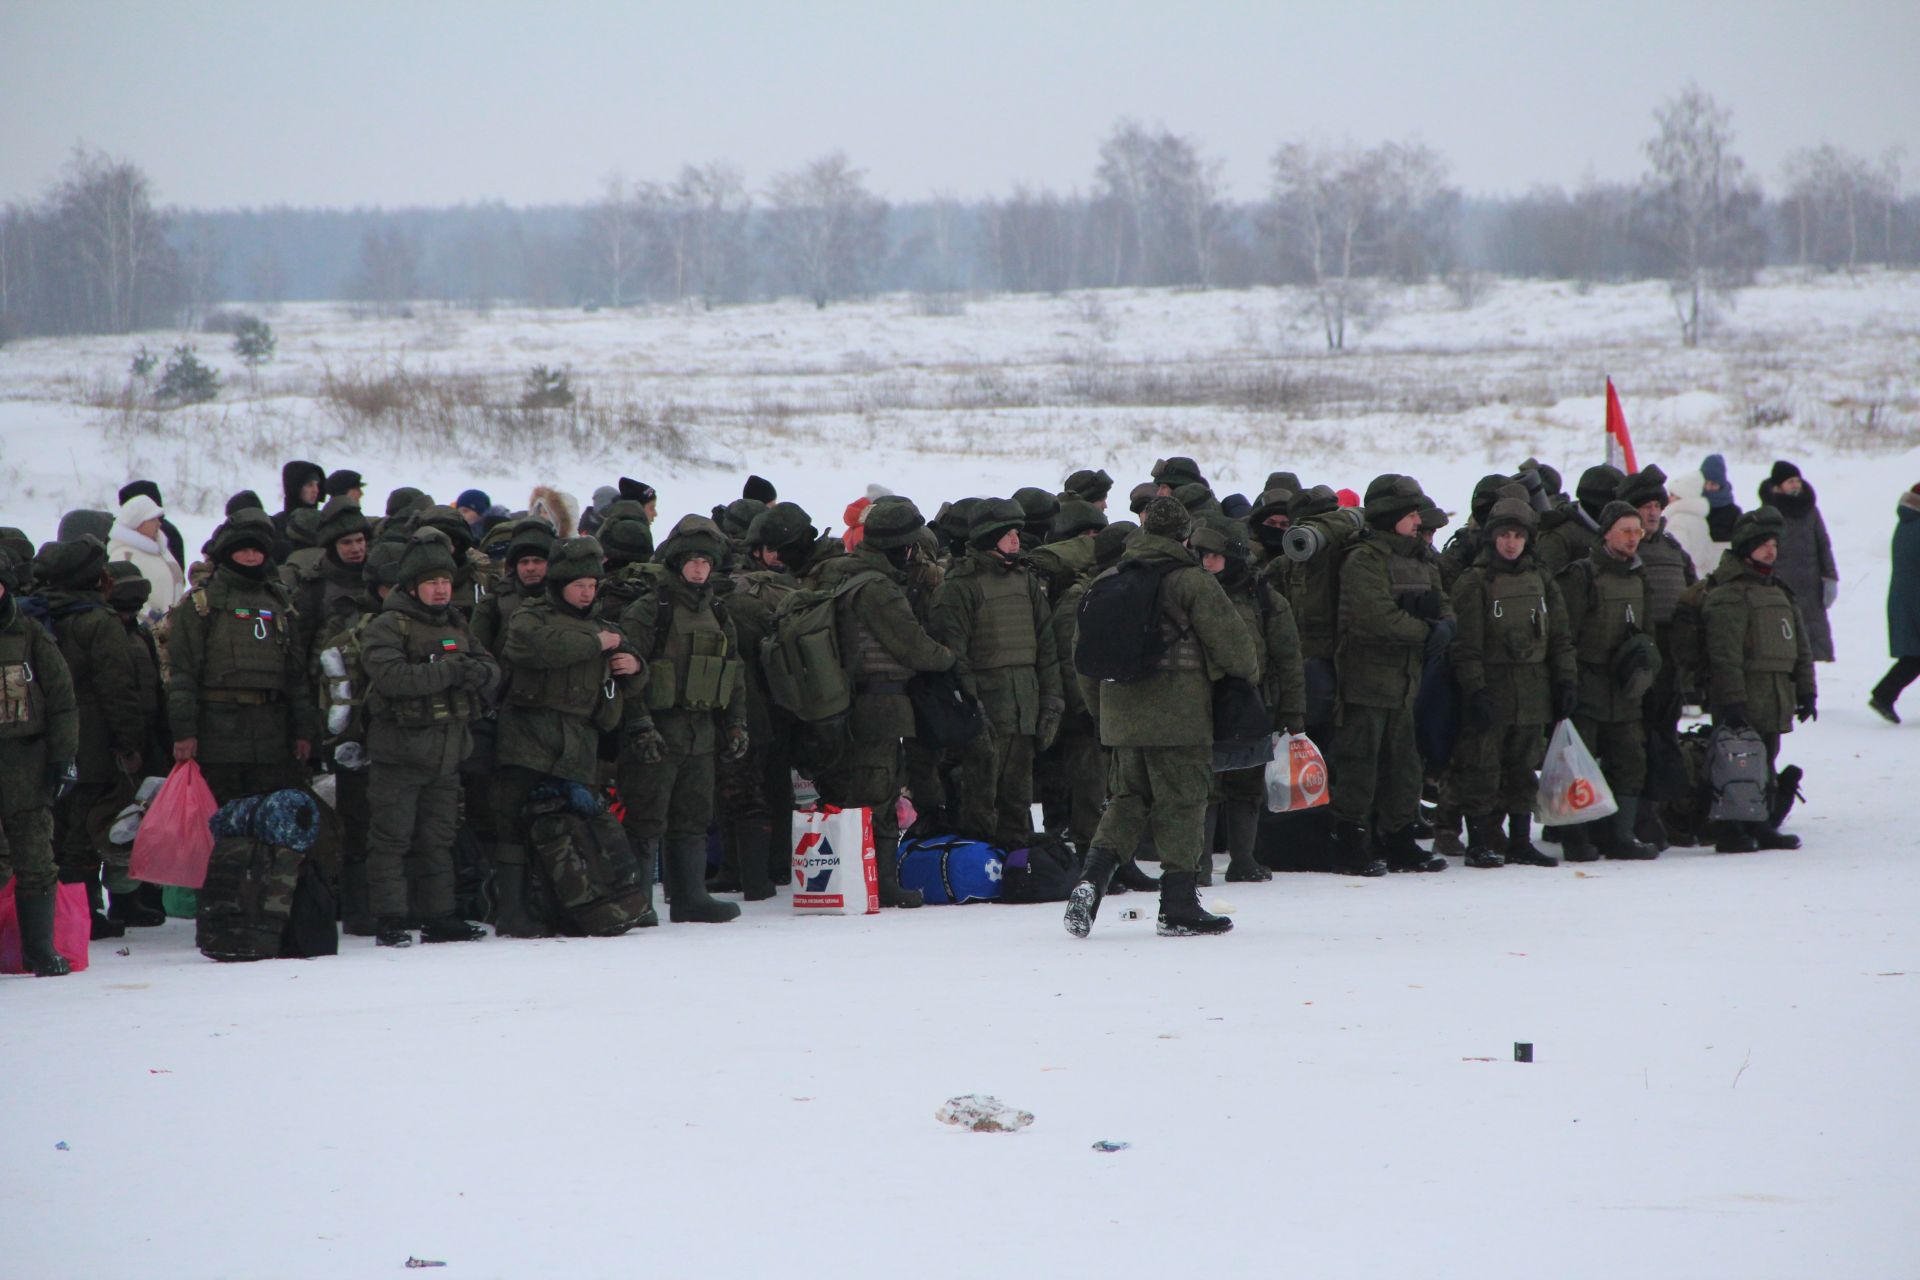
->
[1264, 733, 1331, 813]
[791, 805, 879, 915]
[129, 760, 219, 888]
[0, 880, 91, 974]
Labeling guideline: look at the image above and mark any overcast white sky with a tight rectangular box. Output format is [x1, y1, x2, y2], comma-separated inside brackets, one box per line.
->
[4, 1, 1915, 209]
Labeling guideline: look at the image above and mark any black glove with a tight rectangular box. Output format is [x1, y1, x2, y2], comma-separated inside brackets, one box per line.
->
[1795, 694, 1817, 724]
[1036, 696, 1065, 751]
[1403, 588, 1446, 621]
[1466, 687, 1495, 733]
[723, 723, 750, 761]
[46, 759, 78, 802]
[1280, 718, 1307, 737]
[1718, 702, 1749, 731]
[457, 655, 493, 693]
[1552, 680, 1579, 722]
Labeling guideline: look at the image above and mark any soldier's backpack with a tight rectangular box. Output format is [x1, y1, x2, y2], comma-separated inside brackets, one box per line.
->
[521, 782, 653, 936]
[999, 833, 1081, 904]
[314, 610, 396, 768]
[894, 835, 1004, 905]
[1074, 560, 1186, 682]
[760, 569, 885, 725]
[1705, 725, 1771, 823]
[1666, 573, 1719, 698]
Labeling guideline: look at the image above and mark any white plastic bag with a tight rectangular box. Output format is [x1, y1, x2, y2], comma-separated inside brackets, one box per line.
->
[1264, 733, 1331, 813]
[1534, 719, 1619, 826]
[791, 805, 879, 915]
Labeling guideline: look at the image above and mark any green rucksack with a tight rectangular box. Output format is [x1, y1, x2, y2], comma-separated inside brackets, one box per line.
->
[760, 569, 885, 725]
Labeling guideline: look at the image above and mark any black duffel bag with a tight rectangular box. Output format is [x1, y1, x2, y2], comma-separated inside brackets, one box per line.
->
[907, 668, 985, 750]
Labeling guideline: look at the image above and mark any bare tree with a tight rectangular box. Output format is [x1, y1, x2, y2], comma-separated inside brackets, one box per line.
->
[764, 152, 887, 308]
[346, 223, 418, 318]
[1093, 120, 1228, 287]
[53, 148, 177, 333]
[1267, 141, 1384, 350]
[661, 162, 751, 308]
[583, 173, 647, 307]
[1638, 84, 1765, 346]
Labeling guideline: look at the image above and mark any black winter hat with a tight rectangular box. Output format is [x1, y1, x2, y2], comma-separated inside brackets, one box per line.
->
[211, 509, 276, 560]
[747, 503, 817, 552]
[1152, 456, 1206, 489]
[226, 489, 265, 516]
[743, 474, 778, 504]
[1469, 474, 1511, 522]
[325, 469, 365, 497]
[617, 476, 657, 506]
[1219, 493, 1252, 521]
[119, 480, 164, 508]
[1265, 471, 1303, 496]
[281, 459, 325, 510]
[33, 536, 110, 590]
[1768, 460, 1803, 487]
[1575, 464, 1627, 517]
[1595, 500, 1643, 537]
[1732, 507, 1786, 556]
[105, 560, 153, 610]
[1140, 496, 1191, 541]
[1062, 468, 1114, 504]
[1127, 482, 1158, 514]
[860, 497, 927, 550]
[1618, 464, 1671, 510]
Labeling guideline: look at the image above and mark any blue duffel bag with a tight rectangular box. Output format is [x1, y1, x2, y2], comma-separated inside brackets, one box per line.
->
[894, 836, 1004, 905]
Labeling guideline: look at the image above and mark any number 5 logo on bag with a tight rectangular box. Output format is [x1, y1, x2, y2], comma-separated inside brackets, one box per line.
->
[1566, 778, 1598, 812]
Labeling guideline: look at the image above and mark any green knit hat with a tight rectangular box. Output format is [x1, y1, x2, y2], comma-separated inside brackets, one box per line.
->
[397, 528, 458, 589]
[1595, 500, 1643, 537]
[597, 500, 655, 567]
[1731, 506, 1785, 556]
[317, 498, 371, 549]
[545, 536, 606, 585]
[1050, 498, 1108, 541]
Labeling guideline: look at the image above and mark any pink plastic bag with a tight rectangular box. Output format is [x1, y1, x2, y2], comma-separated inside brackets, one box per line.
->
[0, 881, 91, 973]
[129, 760, 219, 888]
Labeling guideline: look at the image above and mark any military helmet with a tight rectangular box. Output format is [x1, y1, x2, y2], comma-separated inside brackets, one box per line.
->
[1469, 474, 1511, 522]
[657, 514, 729, 571]
[1482, 497, 1538, 538]
[968, 497, 1027, 549]
[1288, 485, 1340, 522]
[1011, 486, 1060, 534]
[285, 506, 321, 551]
[0, 526, 36, 568]
[1249, 486, 1294, 526]
[1093, 520, 1137, 569]
[364, 535, 409, 588]
[596, 499, 655, 566]
[1152, 456, 1206, 489]
[1193, 514, 1249, 560]
[412, 504, 475, 549]
[384, 486, 432, 519]
[717, 497, 768, 539]
[502, 519, 556, 566]
[860, 497, 927, 550]
[1363, 474, 1428, 529]
[746, 503, 817, 552]
[1127, 481, 1157, 514]
[1575, 464, 1627, 516]
[1050, 498, 1108, 541]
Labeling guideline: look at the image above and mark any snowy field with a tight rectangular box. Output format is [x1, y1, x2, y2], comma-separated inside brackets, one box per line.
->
[3, 274, 1920, 1278]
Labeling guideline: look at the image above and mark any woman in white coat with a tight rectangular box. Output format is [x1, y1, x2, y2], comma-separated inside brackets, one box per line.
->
[107, 492, 185, 619]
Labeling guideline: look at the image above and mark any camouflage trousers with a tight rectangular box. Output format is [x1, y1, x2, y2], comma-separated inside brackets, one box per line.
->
[816, 738, 905, 848]
[1329, 703, 1423, 835]
[53, 776, 133, 887]
[1450, 721, 1549, 817]
[954, 724, 1036, 851]
[618, 747, 716, 841]
[1571, 714, 1646, 798]
[366, 760, 460, 920]
[1090, 745, 1211, 873]
[1057, 728, 1106, 853]
[0, 738, 56, 894]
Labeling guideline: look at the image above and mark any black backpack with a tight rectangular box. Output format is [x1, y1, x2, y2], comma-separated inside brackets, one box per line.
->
[1074, 560, 1186, 682]
[906, 668, 985, 749]
[1000, 833, 1081, 904]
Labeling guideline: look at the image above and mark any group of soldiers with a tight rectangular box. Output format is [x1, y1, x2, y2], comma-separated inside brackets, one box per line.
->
[0, 447, 1818, 974]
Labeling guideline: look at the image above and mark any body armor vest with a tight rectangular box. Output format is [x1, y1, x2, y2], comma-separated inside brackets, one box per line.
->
[0, 623, 45, 737]
[1574, 562, 1645, 666]
[968, 567, 1038, 670]
[1482, 568, 1550, 667]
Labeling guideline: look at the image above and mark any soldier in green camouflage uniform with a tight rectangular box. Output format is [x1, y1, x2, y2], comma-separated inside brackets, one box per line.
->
[1536, 464, 1626, 575]
[289, 498, 372, 657]
[492, 536, 644, 935]
[1192, 517, 1306, 884]
[811, 498, 956, 909]
[616, 515, 749, 925]
[166, 510, 317, 805]
[470, 520, 553, 654]
[929, 498, 1064, 852]
[1327, 476, 1452, 876]
[1702, 508, 1816, 853]
[1554, 501, 1660, 861]
[0, 548, 80, 974]
[31, 537, 149, 936]
[360, 531, 499, 945]
[1263, 484, 1359, 738]
[1448, 499, 1578, 868]
[1065, 498, 1257, 938]
[1619, 464, 1697, 849]
[1061, 468, 1114, 512]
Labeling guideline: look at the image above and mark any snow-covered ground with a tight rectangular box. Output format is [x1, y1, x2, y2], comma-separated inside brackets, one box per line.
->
[3, 274, 1919, 1278]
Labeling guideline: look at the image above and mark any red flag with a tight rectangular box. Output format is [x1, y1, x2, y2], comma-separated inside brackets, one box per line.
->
[1605, 377, 1638, 474]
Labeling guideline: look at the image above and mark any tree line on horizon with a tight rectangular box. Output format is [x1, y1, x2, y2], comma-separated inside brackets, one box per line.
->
[1, 85, 1914, 350]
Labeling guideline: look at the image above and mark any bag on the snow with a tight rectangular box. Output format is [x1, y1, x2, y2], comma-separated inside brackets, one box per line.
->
[1000, 833, 1081, 904]
[129, 760, 219, 888]
[0, 880, 91, 974]
[1265, 732, 1332, 814]
[907, 668, 985, 750]
[1534, 719, 1619, 827]
[894, 834, 1004, 905]
[281, 861, 340, 959]
[791, 805, 879, 915]
[523, 783, 652, 936]
[1074, 559, 1186, 683]
[1210, 676, 1271, 771]
[196, 789, 330, 962]
[1705, 725, 1771, 824]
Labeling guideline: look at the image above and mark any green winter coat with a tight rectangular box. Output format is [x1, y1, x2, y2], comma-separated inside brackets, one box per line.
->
[1536, 506, 1599, 575]
[1080, 535, 1257, 748]
[166, 568, 317, 765]
[1025, 535, 1098, 605]
[814, 546, 954, 742]
[928, 550, 1062, 737]
[41, 590, 144, 781]
[1557, 546, 1655, 724]
[0, 596, 79, 778]
[1449, 549, 1575, 725]
[497, 593, 637, 784]
[1702, 552, 1815, 733]
[1335, 531, 1447, 710]
[362, 588, 499, 774]
[617, 566, 745, 756]
[1050, 578, 1093, 724]
[469, 580, 531, 655]
[1221, 573, 1307, 730]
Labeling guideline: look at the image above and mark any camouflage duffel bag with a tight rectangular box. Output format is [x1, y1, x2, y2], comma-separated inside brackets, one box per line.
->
[196, 789, 333, 962]
[523, 781, 652, 937]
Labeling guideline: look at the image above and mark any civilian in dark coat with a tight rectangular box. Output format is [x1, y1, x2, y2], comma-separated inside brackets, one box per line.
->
[1869, 483, 1920, 722]
[1756, 460, 1838, 662]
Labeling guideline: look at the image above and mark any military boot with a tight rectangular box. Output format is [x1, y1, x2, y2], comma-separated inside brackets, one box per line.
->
[1197, 803, 1219, 886]
[1599, 797, 1658, 860]
[490, 862, 555, 938]
[1156, 872, 1233, 937]
[107, 883, 166, 927]
[17, 889, 71, 976]
[374, 917, 413, 947]
[1221, 798, 1271, 882]
[1113, 844, 1159, 891]
[1430, 806, 1466, 858]
[1751, 824, 1801, 851]
[666, 834, 741, 923]
[1504, 813, 1559, 867]
[1330, 821, 1387, 877]
[1383, 827, 1447, 872]
[630, 836, 660, 927]
[1559, 822, 1601, 862]
[873, 833, 923, 909]
[1462, 814, 1505, 868]
[1632, 797, 1671, 853]
[1063, 847, 1121, 939]
[421, 914, 487, 942]
[1714, 822, 1760, 853]
[735, 820, 777, 902]
[340, 858, 378, 936]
